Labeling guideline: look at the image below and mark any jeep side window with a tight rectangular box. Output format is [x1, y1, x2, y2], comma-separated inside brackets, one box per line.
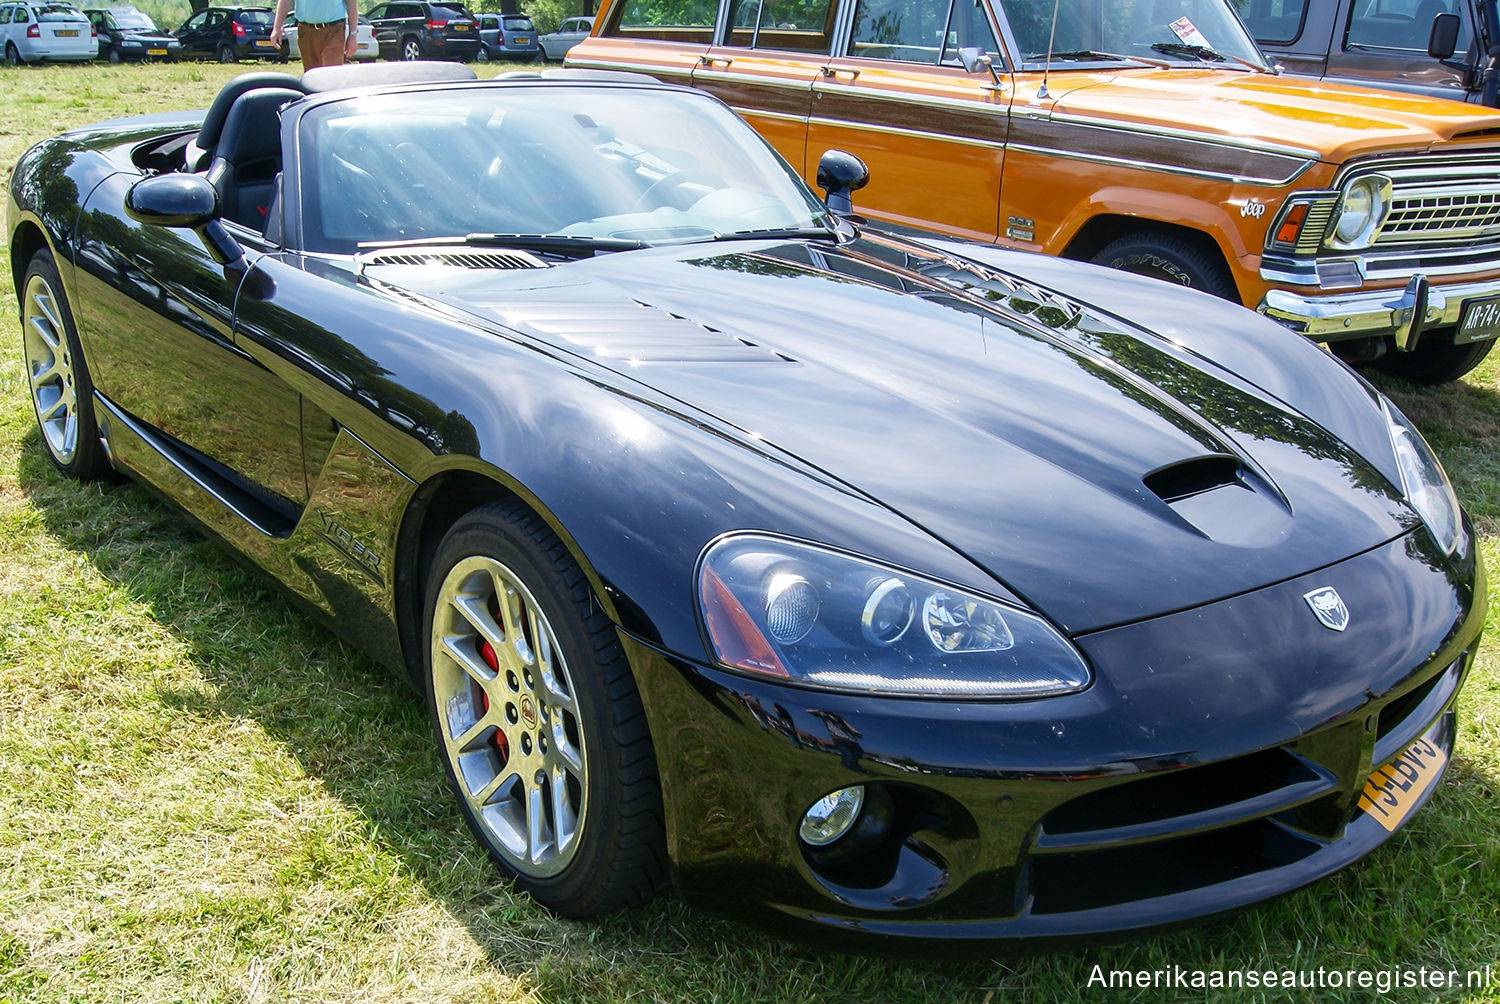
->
[725, 0, 837, 52]
[848, 0, 1000, 64]
[1346, 0, 1472, 51]
[1235, 0, 1309, 44]
[603, 0, 715, 41]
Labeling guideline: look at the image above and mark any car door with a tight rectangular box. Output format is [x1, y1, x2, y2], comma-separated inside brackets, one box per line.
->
[0, 6, 13, 56]
[689, 0, 839, 160]
[175, 8, 208, 55]
[1246, 0, 1338, 79]
[1325, 0, 1478, 100]
[72, 169, 310, 528]
[804, 0, 1010, 242]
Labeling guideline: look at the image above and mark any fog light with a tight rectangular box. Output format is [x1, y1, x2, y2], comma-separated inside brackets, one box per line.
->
[799, 785, 864, 846]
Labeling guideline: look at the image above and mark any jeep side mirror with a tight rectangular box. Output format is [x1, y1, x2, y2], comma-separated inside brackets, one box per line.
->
[1429, 11, 1460, 60]
[959, 45, 1004, 88]
[816, 149, 869, 217]
[125, 173, 244, 267]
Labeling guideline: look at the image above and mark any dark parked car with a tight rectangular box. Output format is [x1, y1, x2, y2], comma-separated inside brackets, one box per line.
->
[85, 5, 180, 61]
[1248, 0, 1497, 104]
[173, 4, 279, 61]
[365, 0, 477, 60]
[6, 63, 1485, 950]
[475, 11, 537, 61]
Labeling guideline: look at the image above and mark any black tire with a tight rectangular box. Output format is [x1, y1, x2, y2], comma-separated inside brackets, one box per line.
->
[423, 500, 665, 917]
[19, 249, 111, 481]
[217, 42, 237, 63]
[400, 35, 421, 60]
[106, 46, 121, 64]
[1092, 232, 1238, 301]
[474, 45, 489, 62]
[1371, 332, 1497, 385]
[5, 41, 22, 66]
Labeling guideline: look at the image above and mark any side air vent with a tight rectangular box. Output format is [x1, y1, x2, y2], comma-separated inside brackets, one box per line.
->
[1144, 454, 1242, 503]
[359, 247, 549, 270]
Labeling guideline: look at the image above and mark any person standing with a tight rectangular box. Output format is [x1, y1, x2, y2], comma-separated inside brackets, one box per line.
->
[270, 0, 358, 70]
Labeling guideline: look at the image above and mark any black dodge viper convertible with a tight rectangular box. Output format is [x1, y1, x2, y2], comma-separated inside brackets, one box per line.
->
[7, 62, 1485, 950]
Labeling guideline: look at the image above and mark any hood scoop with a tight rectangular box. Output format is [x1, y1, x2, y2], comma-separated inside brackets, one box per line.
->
[358, 247, 549, 271]
[1146, 454, 1292, 547]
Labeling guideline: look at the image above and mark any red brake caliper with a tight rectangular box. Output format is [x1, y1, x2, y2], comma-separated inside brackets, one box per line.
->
[479, 640, 509, 763]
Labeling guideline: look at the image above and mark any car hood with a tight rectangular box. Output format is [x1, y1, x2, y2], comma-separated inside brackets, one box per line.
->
[1038, 68, 1500, 163]
[372, 236, 1415, 633]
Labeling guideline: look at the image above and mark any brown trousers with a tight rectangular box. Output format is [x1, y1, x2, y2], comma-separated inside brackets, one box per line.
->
[298, 19, 346, 71]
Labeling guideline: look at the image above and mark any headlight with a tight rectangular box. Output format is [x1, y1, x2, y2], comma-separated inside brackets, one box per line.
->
[697, 535, 1091, 698]
[1381, 395, 1461, 556]
[1329, 174, 1391, 250]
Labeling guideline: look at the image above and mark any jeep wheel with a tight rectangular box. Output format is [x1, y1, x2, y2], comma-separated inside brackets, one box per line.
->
[1371, 332, 1496, 385]
[400, 36, 422, 60]
[1093, 233, 1238, 301]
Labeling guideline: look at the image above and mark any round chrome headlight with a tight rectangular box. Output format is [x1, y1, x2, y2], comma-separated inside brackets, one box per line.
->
[1330, 175, 1391, 250]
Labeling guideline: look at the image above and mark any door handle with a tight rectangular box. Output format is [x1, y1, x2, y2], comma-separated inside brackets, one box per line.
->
[699, 53, 732, 67]
[819, 65, 859, 79]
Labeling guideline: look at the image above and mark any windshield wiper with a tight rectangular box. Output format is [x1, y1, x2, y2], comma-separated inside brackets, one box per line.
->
[1028, 49, 1166, 67]
[706, 226, 840, 243]
[1150, 42, 1265, 71]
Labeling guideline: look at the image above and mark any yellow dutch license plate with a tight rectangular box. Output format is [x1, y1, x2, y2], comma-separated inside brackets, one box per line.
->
[256, 38, 276, 46]
[1358, 735, 1447, 832]
[57, 28, 78, 35]
[514, 36, 529, 43]
[148, 47, 167, 54]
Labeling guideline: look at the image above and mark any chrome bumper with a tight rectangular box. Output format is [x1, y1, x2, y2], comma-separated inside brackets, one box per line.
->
[1258, 274, 1500, 349]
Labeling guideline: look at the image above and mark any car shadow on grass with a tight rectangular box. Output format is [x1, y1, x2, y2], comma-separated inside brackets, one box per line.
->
[14, 414, 1500, 1002]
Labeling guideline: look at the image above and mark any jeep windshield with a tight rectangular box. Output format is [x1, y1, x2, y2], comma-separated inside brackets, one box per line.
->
[1005, 0, 1269, 71]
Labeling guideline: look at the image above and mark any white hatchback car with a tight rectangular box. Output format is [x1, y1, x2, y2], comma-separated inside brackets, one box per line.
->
[281, 12, 377, 61]
[1, 0, 97, 63]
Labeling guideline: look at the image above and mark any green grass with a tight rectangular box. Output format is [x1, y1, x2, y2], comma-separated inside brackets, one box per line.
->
[2, 61, 1499, 1004]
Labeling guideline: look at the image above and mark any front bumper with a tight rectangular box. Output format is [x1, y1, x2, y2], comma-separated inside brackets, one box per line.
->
[624, 527, 1483, 951]
[1258, 274, 1500, 347]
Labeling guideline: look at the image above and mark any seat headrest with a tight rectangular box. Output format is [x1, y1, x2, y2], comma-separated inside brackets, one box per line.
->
[213, 87, 306, 166]
[197, 71, 308, 151]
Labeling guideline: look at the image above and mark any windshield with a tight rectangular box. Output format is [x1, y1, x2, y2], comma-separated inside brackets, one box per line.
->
[106, 5, 155, 27]
[235, 8, 271, 23]
[502, 15, 531, 28]
[299, 85, 832, 254]
[1002, 0, 1266, 67]
[37, 4, 86, 20]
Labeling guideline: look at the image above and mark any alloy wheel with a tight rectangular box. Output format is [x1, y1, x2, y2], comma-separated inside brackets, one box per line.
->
[430, 554, 588, 878]
[22, 272, 79, 467]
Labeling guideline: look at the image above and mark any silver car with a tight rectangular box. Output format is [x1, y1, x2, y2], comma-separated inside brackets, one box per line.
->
[1, 0, 97, 63]
[539, 14, 588, 61]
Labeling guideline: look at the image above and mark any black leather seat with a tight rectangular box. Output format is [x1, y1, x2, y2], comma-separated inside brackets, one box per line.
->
[205, 87, 304, 231]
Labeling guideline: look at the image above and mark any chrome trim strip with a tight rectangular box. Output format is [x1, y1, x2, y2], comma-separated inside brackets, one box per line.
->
[696, 69, 815, 90]
[732, 107, 809, 124]
[810, 80, 1007, 117]
[808, 115, 1007, 150]
[1006, 143, 1310, 187]
[1259, 274, 1500, 340]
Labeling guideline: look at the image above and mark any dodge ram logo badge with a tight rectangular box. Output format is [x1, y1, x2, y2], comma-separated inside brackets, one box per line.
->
[1304, 586, 1349, 632]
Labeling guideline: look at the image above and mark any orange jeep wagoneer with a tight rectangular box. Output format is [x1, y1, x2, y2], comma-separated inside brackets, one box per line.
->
[570, 0, 1500, 383]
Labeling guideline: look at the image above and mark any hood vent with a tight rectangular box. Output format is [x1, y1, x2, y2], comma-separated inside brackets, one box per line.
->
[358, 247, 549, 270]
[1145, 454, 1242, 503]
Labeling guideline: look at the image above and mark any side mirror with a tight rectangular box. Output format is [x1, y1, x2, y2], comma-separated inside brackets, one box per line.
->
[816, 149, 869, 217]
[958, 45, 1003, 88]
[1429, 11, 1460, 60]
[126, 173, 244, 266]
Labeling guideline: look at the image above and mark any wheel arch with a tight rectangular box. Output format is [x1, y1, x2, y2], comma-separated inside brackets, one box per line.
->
[9, 219, 50, 301]
[391, 461, 620, 689]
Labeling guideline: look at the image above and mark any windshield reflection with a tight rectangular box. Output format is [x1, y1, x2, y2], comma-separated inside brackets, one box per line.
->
[1003, 0, 1266, 68]
[299, 86, 832, 254]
